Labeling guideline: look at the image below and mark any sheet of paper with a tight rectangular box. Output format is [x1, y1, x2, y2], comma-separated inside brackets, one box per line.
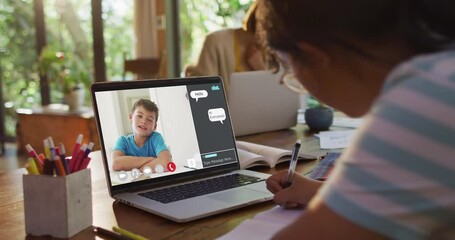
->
[332, 117, 363, 128]
[318, 130, 356, 149]
[218, 206, 304, 240]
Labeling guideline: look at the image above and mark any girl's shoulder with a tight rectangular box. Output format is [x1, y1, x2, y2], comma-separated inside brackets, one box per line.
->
[383, 50, 455, 91]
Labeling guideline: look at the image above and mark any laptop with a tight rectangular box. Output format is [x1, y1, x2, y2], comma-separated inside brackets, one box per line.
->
[91, 76, 273, 222]
[229, 70, 300, 136]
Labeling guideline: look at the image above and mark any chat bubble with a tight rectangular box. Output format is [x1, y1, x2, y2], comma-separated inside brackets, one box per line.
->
[208, 108, 226, 124]
[190, 90, 208, 102]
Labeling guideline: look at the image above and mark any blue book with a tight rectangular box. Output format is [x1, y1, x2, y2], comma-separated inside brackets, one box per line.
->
[307, 152, 340, 180]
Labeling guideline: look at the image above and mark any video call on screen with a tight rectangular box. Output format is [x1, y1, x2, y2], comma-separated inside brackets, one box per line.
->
[98, 80, 238, 186]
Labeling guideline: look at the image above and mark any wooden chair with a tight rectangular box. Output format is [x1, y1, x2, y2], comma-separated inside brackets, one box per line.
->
[122, 51, 166, 80]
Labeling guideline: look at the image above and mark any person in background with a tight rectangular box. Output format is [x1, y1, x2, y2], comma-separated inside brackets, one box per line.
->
[257, 0, 455, 239]
[184, 1, 266, 95]
[112, 98, 171, 172]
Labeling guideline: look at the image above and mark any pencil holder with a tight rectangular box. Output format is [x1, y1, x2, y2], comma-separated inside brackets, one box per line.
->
[23, 168, 92, 238]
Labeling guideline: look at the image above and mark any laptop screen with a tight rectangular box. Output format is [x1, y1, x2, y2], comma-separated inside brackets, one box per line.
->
[229, 70, 299, 136]
[91, 77, 239, 191]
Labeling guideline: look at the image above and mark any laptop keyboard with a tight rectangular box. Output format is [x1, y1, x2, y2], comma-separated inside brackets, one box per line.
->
[138, 173, 264, 203]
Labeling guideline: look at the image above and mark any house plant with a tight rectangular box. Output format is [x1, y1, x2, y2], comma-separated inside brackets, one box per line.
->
[304, 96, 334, 132]
[38, 45, 91, 111]
[281, 73, 334, 131]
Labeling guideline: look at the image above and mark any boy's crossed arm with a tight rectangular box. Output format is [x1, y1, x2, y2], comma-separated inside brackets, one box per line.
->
[112, 150, 172, 172]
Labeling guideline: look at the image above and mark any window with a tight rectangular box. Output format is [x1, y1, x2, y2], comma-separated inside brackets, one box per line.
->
[0, 0, 133, 139]
[179, 0, 253, 74]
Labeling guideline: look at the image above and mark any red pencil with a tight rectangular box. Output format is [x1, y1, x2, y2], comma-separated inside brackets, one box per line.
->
[69, 134, 83, 173]
[71, 143, 87, 173]
[79, 157, 92, 171]
[76, 142, 94, 171]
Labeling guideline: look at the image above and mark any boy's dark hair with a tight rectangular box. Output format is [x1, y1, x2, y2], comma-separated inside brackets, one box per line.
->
[132, 99, 159, 120]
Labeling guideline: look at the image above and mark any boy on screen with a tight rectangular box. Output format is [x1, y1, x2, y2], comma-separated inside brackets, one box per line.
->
[112, 98, 171, 173]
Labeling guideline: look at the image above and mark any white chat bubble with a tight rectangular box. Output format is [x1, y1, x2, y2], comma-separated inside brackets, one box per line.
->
[208, 108, 226, 124]
[190, 90, 208, 102]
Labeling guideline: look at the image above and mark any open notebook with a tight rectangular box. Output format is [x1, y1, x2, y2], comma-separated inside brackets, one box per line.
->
[219, 206, 304, 239]
[91, 77, 273, 222]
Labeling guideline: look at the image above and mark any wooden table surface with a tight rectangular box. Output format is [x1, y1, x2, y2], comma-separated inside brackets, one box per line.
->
[0, 124, 323, 240]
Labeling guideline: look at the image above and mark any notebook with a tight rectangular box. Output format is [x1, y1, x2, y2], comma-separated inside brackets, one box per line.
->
[229, 70, 300, 136]
[91, 76, 273, 222]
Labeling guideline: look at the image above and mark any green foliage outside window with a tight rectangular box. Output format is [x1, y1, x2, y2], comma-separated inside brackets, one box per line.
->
[0, 0, 38, 138]
[0, 0, 133, 139]
[0, 0, 249, 139]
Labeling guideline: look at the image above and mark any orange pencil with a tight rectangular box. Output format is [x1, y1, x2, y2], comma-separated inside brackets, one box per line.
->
[54, 156, 67, 176]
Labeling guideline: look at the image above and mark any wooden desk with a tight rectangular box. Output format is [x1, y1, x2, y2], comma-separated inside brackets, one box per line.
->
[0, 124, 321, 239]
[16, 104, 100, 155]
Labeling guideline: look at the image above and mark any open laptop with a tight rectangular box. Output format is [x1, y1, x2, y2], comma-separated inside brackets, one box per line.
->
[91, 76, 273, 222]
[229, 70, 300, 136]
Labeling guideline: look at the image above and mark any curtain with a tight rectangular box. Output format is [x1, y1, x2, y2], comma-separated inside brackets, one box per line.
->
[134, 0, 159, 58]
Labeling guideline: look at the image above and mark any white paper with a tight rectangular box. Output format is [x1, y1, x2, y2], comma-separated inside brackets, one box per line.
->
[218, 206, 304, 240]
[318, 130, 356, 149]
[332, 117, 363, 128]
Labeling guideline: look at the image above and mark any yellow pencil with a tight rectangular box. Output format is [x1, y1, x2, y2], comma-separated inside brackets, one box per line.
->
[112, 226, 148, 240]
[43, 138, 51, 159]
[25, 157, 39, 175]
